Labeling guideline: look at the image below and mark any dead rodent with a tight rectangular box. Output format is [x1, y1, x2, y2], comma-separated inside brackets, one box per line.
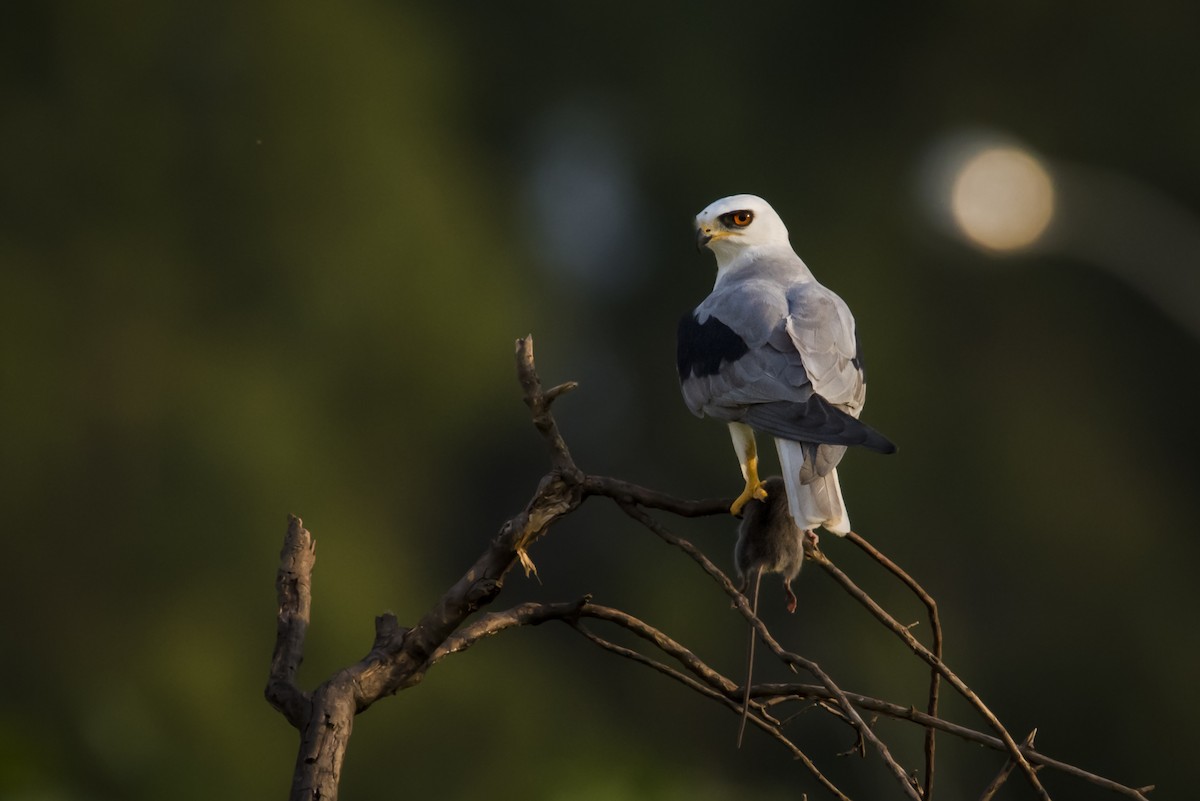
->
[734, 476, 804, 747]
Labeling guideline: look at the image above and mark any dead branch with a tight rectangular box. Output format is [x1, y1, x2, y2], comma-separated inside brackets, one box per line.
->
[266, 515, 315, 728]
[749, 683, 1150, 800]
[583, 474, 730, 517]
[980, 730, 1039, 801]
[806, 542, 1050, 799]
[615, 501, 919, 800]
[848, 530, 943, 801]
[266, 334, 1154, 801]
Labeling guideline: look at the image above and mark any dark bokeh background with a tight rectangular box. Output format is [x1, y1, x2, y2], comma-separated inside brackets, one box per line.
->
[3, 3, 1198, 799]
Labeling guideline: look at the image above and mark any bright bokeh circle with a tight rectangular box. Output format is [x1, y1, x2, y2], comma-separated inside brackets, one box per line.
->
[951, 147, 1055, 251]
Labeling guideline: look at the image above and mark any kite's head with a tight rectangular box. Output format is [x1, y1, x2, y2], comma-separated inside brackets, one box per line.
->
[695, 194, 790, 267]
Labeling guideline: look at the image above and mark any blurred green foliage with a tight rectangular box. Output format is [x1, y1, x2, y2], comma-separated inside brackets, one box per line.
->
[2, 2, 1198, 799]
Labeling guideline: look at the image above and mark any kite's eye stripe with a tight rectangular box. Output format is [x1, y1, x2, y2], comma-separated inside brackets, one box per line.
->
[725, 210, 754, 228]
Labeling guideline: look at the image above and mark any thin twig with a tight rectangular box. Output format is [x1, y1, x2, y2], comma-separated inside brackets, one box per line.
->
[567, 621, 851, 801]
[808, 543, 1049, 800]
[583, 474, 731, 517]
[750, 683, 1152, 800]
[848, 530, 943, 801]
[618, 502, 921, 801]
[979, 729, 1038, 801]
[517, 335, 577, 473]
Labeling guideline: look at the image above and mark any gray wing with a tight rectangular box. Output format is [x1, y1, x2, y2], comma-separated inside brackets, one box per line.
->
[678, 273, 893, 466]
[783, 281, 865, 413]
[679, 277, 805, 415]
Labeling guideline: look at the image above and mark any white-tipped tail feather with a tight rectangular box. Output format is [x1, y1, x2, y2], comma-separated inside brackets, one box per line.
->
[775, 438, 851, 535]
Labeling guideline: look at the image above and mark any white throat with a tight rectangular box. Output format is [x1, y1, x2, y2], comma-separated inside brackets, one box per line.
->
[711, 241, 804, 282]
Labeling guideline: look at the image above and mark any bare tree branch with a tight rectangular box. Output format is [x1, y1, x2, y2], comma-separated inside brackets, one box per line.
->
[266, 335, 1154, 801]
[808, 542, 1049, 800]
[848, 530, 943, 801]
[583, 474, 731, 517]
[749, 683, 1151, 801]
[566, 620, 851, 801]
[265, 515, 314, 728]
[429, 595, 849, 799]
[428, 598, 592, 665]
[517, 336, 578, 473]
[617, 501, 921, 799]
[426, 593, 1152, 801]
[979, 730, 1039, 801]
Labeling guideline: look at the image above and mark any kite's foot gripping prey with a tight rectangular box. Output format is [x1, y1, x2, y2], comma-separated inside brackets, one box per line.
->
[727, 424, 769, 516]
[730, 478, 769, 516]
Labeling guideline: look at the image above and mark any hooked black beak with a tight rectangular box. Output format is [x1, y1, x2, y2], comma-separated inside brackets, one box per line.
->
[696, 228, 712, 252]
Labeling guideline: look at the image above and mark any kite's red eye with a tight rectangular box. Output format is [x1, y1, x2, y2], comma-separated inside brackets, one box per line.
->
[731, 210, 753, 227]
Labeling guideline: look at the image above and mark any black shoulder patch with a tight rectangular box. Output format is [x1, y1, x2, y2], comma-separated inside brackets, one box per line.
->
[677, 312, 750, 380]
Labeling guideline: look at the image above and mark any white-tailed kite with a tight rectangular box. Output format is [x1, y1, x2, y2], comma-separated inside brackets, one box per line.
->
[677, 194, 895, 535]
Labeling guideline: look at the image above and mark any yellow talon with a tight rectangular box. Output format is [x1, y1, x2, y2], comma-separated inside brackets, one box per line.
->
[730, 481, 769, 516]
[730, 457, 769, 516]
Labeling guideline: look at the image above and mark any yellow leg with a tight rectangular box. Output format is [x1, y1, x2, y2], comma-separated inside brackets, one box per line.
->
[728, 422, 769, 516]
[729, 455, 769, 515]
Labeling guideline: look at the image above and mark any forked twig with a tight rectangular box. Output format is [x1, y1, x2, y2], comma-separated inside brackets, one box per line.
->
[979, 729, 1039, 801]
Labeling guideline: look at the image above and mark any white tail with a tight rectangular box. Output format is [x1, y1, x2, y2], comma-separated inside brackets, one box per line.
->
[775, 439, 851, 535]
